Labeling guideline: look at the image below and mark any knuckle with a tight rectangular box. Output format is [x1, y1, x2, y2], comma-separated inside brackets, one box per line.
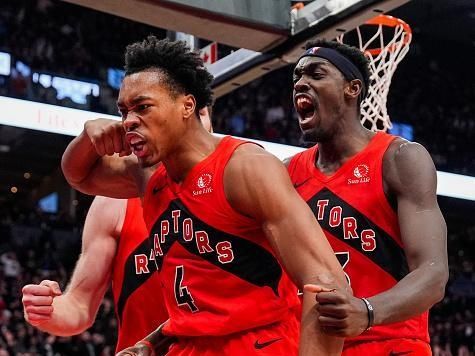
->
[341, 306, 350, 315]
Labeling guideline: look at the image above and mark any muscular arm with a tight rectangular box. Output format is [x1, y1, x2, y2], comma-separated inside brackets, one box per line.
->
[368, 141, 448, 325]
[24, 197, 125, 335]
[61, 119, 141, 198]
[224, 144, 348, 355]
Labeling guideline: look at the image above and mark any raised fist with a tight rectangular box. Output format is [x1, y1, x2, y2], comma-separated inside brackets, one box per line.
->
[84, 118, 132, 157]
[22, 280, 62, 326]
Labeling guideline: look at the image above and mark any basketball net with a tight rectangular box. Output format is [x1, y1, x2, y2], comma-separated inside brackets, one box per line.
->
[336, 15, 412, 132]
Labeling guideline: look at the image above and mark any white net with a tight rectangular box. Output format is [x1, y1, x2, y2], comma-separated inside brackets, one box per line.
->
[336, 15, 412, 132]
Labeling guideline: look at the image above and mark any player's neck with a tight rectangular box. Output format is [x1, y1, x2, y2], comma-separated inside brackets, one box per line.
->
[316, 121, 374, 173]
[163, 127, 220, 183]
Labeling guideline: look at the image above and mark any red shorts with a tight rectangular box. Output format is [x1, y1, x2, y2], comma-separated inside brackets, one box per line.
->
[343, 338, 432, 356]
[166, 316, 299, 356]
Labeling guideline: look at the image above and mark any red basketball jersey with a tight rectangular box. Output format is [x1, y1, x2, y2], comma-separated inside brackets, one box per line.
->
[111, 198, 168, 352]
[287, 132, 429, 345]
[143, 136, 299, 337]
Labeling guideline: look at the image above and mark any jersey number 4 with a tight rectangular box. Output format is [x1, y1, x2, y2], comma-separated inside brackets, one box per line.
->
[174, 265, 199, 312]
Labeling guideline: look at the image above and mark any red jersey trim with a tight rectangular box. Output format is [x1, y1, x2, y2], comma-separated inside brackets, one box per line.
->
[372, 134, 402, 245]
[120, 198, 142, 241]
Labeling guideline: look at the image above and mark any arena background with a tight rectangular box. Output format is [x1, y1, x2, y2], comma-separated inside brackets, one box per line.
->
[0, 0, 473, 354]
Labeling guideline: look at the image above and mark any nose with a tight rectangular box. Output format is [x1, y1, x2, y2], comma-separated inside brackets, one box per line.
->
[122, 112, 139, 132]
[294, 77, 311, 94]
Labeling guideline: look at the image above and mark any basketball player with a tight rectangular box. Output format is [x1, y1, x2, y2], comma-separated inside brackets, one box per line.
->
[21, 197, 168, 353]
[288, 39, 448, 355]
[22, 108, 213, 353]
[61, 36, 349, 355]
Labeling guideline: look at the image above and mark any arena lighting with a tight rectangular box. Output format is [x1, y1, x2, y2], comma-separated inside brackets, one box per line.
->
[107, 68, 125, 90]
[32, 72, 100, 105]
[1, 96, 474, 201]
[0, 52, 11, 76]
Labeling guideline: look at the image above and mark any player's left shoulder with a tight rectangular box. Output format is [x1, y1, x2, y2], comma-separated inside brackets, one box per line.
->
[383, 137, 437, 193]
[224, 142, 289, 218]
[232, 141, 269, 155]
[225, 142, 288, 192]
[384, 138, 434, 172]
[229, 142, 282, 170]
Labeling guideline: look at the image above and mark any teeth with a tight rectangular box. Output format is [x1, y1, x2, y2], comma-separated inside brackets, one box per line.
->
[130, 137, 144, 145]
[296, 96, 314, 110]
[297, 97, 312, 105]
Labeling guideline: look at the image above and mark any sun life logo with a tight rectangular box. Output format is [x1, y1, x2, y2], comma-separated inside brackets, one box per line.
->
[194, 173, 213, 196]
[348, 164, 370, 185]
[353, 164, 369, 178]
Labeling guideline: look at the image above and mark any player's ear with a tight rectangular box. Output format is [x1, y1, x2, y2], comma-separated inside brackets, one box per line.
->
[344, 79, 363, 99]
[182, 95, 196, 120]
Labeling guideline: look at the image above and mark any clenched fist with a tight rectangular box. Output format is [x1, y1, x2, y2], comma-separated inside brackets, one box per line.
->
[84, 119, 132, 157]
[305, 284, 368, 337]
[22, 280, 62, 326]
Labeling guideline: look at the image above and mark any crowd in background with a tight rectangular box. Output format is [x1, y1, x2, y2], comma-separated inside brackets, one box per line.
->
[1, 1, 474, 175]
[0, 0, 474, 355]
[0, 202, 119, 355]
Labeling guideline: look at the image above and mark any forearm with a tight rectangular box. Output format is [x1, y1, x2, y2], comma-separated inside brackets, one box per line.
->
[136, 320, 175, 356]
[61, 130, 100, 187]
[36, 294, 92, 336]
[300, 292, 343, 355]
[266, 216, 347, 354]
[369, 263, 447, 325]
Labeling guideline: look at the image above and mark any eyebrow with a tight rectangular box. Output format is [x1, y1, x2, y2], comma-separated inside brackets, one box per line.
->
[117, 95, 153, 108]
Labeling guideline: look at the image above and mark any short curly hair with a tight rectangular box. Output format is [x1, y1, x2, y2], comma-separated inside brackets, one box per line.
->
[304, 39, 370, 102]
[124, 36, 214, 111]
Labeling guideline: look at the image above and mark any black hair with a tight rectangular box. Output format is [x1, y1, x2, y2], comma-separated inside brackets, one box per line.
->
[124, 35, 214, 111]
[304, 39, 370, 101]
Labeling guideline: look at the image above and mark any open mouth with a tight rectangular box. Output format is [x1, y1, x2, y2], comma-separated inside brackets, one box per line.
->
[125, 133, 147, 158]
[295, 94, 317, 121]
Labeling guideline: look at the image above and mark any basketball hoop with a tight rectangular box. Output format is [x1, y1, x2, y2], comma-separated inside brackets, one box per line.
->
[337, 15, 412, 132]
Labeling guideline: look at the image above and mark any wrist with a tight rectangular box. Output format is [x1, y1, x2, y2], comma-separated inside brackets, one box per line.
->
[135, 340, 154, 353]
[360, 297, 375, 331]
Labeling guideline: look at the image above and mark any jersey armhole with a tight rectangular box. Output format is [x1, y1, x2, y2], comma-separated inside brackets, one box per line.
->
[287, 154, 297, 178]
[118, 198, 136, 242]
[213, 142, 262, 226]
[375, 136, 402, 237]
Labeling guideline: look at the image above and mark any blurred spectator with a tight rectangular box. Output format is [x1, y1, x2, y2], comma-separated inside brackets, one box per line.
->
[0, 252, 21, 279]
[0, 205, 117, 354]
